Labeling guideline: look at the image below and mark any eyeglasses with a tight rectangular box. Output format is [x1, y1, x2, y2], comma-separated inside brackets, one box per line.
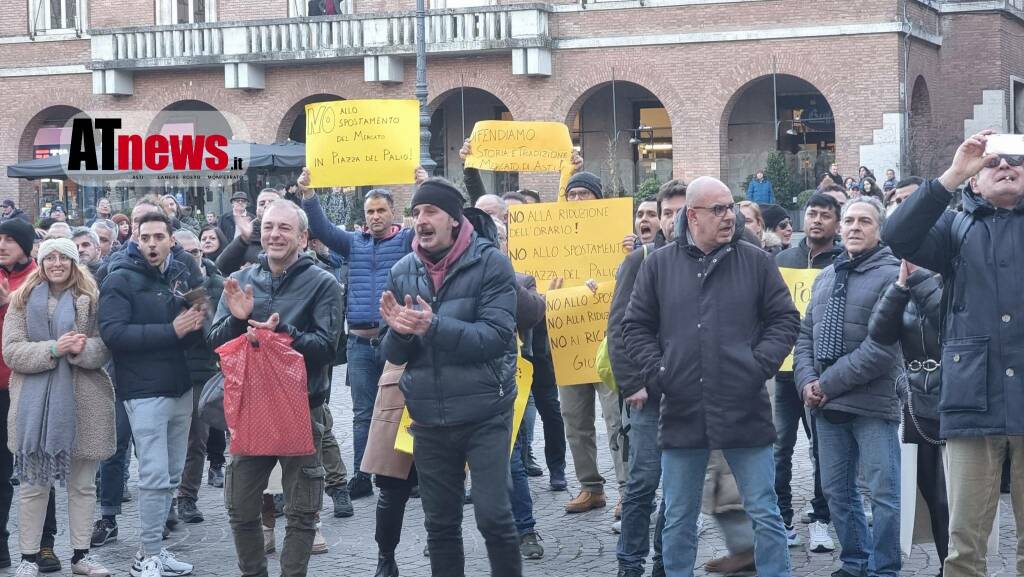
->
[691, 203, 736, 217]
[984, 155, 1024, 169]
[565, 190, 597, 201]
[777, 219, 793, 229]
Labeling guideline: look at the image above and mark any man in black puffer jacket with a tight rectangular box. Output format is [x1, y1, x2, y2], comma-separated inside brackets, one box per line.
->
[209, 199, 342, 577]
[380, 178, 521, 577]
[99, 213, 207, 577]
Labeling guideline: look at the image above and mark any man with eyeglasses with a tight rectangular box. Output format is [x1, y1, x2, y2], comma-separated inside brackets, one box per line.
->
[884, 176, 925, 216]
[883, 131, 1024, 577]
[623, 176, 799, 577]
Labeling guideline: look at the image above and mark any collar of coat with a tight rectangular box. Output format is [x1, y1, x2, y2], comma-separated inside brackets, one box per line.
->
[961, 183, 1024, 216]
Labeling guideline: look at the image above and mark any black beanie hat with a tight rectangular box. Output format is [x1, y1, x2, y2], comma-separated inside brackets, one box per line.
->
[565, 171, 603, 199]
[761, 204, 790, 230]
[0, 218, 37, 258]
[412, 179, 465, 221]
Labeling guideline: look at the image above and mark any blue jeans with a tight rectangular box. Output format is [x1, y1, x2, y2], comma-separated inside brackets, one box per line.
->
[99, 399, 133, 517]
[817, 414, 901, 577]
[509, 429, 535, 535]
[661, 445, 790, 577]
[617, 401, 665, 572]
[773, 374, 830, 525]
[124, 392, 193, 556]
[347, 334, 386, 476]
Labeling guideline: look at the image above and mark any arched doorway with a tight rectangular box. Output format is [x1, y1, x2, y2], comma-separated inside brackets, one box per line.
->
[566, 82, 672, 198]
[723, 74, 835, 200]
[17, 105, 92, 221]
[429, 88, 513, 194]
[909, 76, 933, 178]
[146, 100, 236, 217]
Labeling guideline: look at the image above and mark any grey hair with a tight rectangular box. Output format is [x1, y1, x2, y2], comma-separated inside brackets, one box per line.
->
[264, 198, 309, 233]
[476, 194, 507, 215]
[90, 219, 116, 237]
[841, 196, 887, 226]
[45, 222, 72, 239]
[71, 226, 100, 247]
[172, 229, 200, 245]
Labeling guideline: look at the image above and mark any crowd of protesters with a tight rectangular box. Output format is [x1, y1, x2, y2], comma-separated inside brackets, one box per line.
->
[0, 128, 1019, 577]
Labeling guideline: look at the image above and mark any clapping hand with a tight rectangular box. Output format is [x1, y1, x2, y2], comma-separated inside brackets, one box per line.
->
[246, 312, 280, 345]
[223, 278, 254, 321]
[380, 291, 434, 336]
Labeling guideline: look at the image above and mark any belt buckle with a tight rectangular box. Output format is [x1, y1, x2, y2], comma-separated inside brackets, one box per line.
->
[369, 337, 381, 347]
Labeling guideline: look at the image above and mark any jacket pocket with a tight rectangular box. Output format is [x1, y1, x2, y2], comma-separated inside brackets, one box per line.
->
[939, 337, 989, 412]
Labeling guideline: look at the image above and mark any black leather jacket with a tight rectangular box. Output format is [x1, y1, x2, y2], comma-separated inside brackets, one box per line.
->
[209, 253, 343, 408]
[868, 268, 943, 425]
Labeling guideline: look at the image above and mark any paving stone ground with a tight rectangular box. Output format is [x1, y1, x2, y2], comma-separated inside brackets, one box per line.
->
[10, 370, 1019, 576]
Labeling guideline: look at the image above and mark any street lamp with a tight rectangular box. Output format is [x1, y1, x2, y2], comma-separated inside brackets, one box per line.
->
[415, 0, 437, 175]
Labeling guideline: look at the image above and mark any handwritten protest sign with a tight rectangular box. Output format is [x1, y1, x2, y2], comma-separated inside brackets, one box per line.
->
[778, 267, 822, 371]
[305, 99, 418, 188]
[545, 281, 616, 386]
[465, 120, 573, 174]
[395, 353, 534, 455]
[508, 198, 631, 292]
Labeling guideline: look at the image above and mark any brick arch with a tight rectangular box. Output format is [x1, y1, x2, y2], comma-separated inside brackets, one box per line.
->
[145, 99, 241, 143]
[16, 105, 91, 163]
[276, 93, 346, 143]
[549, 66, 682, 134]
[426, 66, 527, 120]
[713, 55, 844, 168]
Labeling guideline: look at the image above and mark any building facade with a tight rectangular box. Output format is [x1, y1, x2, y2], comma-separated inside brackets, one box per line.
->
[2, 0, 1024, 220]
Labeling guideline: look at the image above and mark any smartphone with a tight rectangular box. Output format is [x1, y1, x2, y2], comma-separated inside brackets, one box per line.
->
[985, 133, 1024, 155]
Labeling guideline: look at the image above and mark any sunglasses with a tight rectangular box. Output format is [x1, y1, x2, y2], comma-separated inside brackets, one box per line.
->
[984, 155, 1024, 169]
[776, 219, 792, 229]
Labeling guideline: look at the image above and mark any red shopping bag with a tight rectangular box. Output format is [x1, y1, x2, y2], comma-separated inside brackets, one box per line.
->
[216, 328, 314, 457]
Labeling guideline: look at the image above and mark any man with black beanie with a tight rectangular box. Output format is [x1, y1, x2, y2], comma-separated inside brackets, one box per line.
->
[381, 176, 521, 577]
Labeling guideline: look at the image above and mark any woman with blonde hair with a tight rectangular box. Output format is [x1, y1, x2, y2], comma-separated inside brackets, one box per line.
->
[738, 201, 783, 255]
[3, 238, 115, 577]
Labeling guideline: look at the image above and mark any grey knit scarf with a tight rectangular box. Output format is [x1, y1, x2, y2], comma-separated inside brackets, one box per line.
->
[14, 284, 77, 486]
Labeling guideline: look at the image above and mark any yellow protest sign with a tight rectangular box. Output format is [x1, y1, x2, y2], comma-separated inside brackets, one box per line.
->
[545, 281, 616, 386]
[394, 354, 534, 455]
[778, 267, 823, 371]
[305, 99, 419, 188]
[507, 197, 632, 292]
[465, 120, 573, 174]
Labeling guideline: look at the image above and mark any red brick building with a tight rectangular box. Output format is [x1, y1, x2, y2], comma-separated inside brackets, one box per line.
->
[2, 0, 1023, 221]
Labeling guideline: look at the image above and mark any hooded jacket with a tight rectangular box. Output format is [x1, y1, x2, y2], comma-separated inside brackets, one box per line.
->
[98, 243, 200, 401]
[621, 212, 800, 449]
[0, 261, 37, 390]
[381, 231, 518, 427]
[793, 246, 902, 422]
[883, 179, 1024, 437]
[208, 253, 343, 408]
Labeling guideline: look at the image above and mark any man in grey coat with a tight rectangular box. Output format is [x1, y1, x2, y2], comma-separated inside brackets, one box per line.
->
[795, 196, 902, 577]
[622, 177, 799, 577]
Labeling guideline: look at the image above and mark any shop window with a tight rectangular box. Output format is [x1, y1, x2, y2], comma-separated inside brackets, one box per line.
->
[290, 0, 344, 16]
[29, 0, 82, 34]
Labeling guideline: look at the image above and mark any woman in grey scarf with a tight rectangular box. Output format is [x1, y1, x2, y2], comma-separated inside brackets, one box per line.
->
[2, 238, 115, 577]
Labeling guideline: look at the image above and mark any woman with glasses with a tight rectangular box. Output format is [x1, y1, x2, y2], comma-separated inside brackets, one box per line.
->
[761, 204, 793, 251]
[3, 238, 114, 577]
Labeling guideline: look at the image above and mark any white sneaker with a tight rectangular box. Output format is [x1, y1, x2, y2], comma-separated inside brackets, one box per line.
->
[129, 557, 161, 577]
[312, 527, 328, 554]
[14, 560, 39, 577]
[157, 549, 193, 576]
[612, 520, 621, 534]
[785, 523, 803, 547]
[808, 521, 836, 553]
[72, 555, 111, 577]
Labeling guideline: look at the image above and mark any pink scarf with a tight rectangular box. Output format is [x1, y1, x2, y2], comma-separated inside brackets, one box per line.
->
[413, 217, 475, 291]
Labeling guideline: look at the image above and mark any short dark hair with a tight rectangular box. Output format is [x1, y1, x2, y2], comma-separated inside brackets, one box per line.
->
[136, 212, 173, 235]
[805, 193, 842, 216]
[364, 189, 394, 209]
[502, 191, 527, 204]
[656, 179, 688, 207]
[895, 176, 925, 189]
[517, 189, 541, 203]
[821, 184, 848, 197]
